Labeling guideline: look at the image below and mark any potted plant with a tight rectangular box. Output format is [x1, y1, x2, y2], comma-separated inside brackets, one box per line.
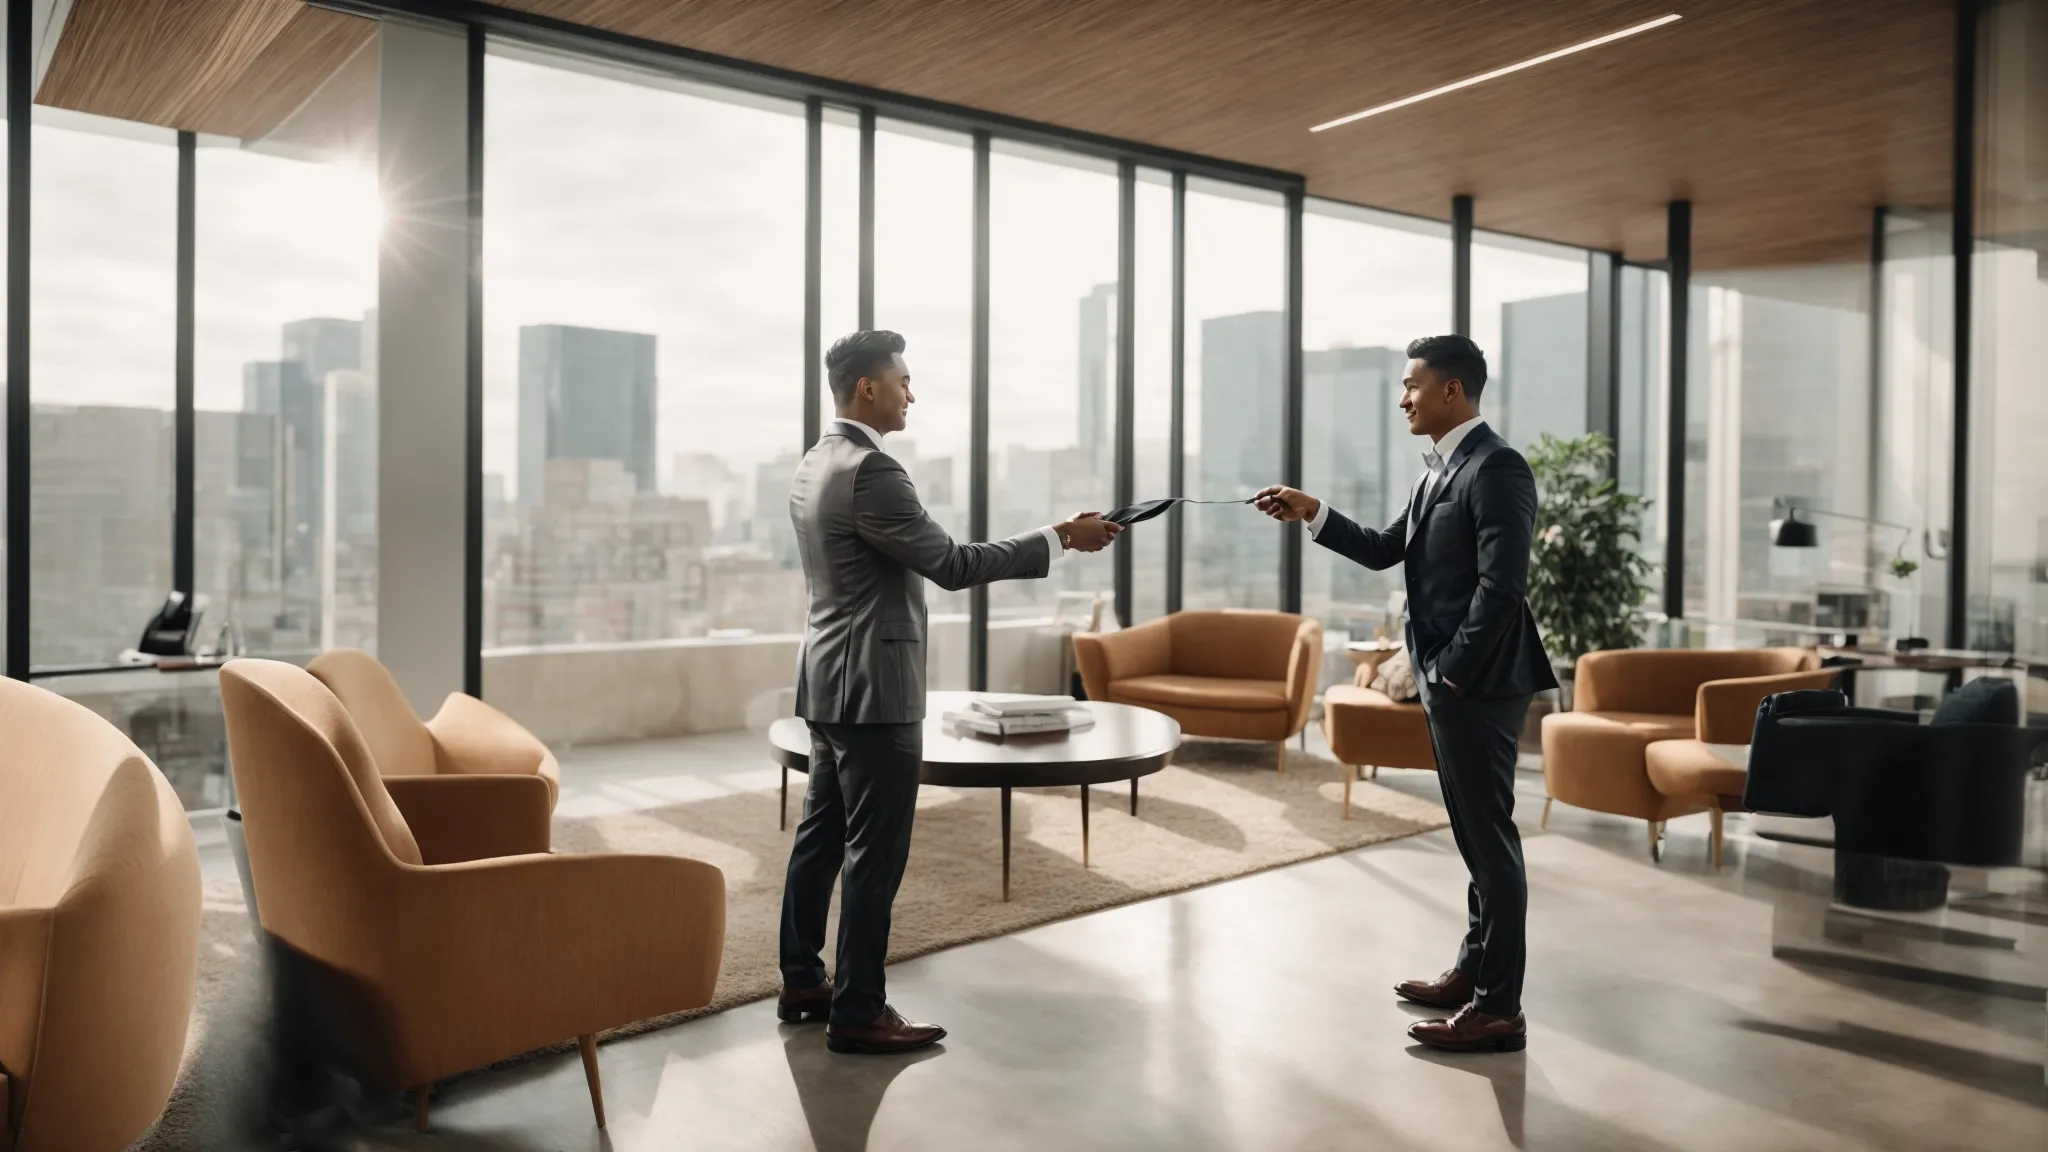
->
[1524, 433, 1656, 711]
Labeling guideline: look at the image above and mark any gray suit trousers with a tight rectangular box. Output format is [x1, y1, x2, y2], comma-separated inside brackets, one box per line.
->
[778, 719, 922, 1026]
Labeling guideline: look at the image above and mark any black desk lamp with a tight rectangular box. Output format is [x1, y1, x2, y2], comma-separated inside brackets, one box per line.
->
[1769, 498, 1949, 648]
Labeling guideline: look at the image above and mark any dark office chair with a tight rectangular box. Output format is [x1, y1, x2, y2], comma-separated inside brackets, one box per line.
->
[1745, 679, 2044, 867]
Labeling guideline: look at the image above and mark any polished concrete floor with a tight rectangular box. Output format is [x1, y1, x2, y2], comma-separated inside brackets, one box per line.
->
[225, 730, 2047, 1152]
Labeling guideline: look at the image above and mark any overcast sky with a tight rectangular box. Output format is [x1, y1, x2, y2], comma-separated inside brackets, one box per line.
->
[15, 55, 1586, 502]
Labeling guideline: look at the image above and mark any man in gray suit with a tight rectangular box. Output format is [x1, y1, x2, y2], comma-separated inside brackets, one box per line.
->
[778, 330, 1122, 1054]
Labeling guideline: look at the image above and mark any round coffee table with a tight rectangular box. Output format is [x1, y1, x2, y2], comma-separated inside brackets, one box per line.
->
[769, 691, 1180, 900]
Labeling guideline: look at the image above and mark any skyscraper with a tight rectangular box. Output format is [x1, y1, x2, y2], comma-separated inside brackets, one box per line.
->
[1304, 345, 1405, 623]
[242, 359, 323, 636]
[518, 324, 659, 503]
[1077, 283, 1115, 473]
[1197, 311, 1284, 604]
[1498, 291, 1589, 451]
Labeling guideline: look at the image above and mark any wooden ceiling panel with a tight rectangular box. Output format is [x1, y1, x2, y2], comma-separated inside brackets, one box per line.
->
[496, 0, 1954, 268]
[32, 0, 1954, 269]
[36, 0, 376, 142]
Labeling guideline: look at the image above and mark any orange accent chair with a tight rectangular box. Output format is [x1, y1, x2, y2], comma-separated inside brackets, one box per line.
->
[309, 648, 560, 863]
[1320, 659, 1437, 817]
[1540, 648, 1838, 860]
[0, 680, 201, 1152]
[221, 659, 725, 1132]
[1073, 610, 1321, 772]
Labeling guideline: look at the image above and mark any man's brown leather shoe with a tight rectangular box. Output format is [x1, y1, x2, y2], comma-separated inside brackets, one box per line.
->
[776, 983, 833, 1024]
[1394, 968, 1475, 1010]
[825, 1006, 947, 1055]
[1407, 1004, 1527, 1053]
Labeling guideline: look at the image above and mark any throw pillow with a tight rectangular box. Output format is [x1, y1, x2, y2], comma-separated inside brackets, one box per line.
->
[1931, 676, 2019, 726]
[1372, 649, 1420, 703]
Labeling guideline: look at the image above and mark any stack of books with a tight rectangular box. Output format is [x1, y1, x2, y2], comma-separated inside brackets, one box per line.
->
[942, 694, 1095, 740]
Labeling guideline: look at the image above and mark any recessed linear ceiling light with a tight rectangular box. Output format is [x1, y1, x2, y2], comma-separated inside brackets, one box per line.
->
[1310, 13, 1683, 132]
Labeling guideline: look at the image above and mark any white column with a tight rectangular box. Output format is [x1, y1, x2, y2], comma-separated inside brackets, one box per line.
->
[376, 19, 470, 714]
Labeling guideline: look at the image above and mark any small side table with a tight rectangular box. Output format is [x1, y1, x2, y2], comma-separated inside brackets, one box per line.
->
[1345, 639, 1402, 681]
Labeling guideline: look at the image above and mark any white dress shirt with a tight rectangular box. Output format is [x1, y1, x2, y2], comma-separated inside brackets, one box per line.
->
[1304, 414, 1484, 686]
[835, 419, 1067, 557]
[1305, 414, 1485, 540]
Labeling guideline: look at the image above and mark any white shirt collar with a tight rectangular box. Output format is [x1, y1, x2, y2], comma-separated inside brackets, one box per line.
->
[834, 417, 885, 448]
[1424, 414, 1485, 470]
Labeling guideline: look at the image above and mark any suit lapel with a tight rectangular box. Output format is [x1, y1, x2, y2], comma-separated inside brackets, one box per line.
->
[1406, 423, 1494, 554]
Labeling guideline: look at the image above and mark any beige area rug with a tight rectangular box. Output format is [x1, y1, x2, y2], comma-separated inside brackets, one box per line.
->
[137, 739, 1445, 1150]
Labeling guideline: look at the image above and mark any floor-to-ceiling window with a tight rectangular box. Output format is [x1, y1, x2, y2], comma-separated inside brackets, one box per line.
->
[817, 106, 860, 437]
[1686, 265, 1872, 638]
[30, 110, 177, 669]
[1618, 264, 1669, 582]
[871, 119, 974, 686]
[1302, 200, 1451, 669]
[1972, 0, 2048, 661]
[1471, 231, 1590, 454]
[987, 143, 1119, 627]
[481, 48, 807, 716]
[194, 137, 381, 660]
[1183, 179, 1285, 610]
[1130, 168, 1173, 624]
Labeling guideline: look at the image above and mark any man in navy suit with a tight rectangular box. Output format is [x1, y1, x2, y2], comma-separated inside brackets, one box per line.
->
[1257, 334, 1555, 1053]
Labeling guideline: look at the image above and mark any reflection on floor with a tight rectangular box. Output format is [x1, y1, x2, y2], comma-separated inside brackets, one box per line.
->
[197, 727, 2047, 1151]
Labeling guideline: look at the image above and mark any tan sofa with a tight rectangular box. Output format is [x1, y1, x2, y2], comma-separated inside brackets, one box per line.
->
[309, 648, 560, 863]
[1073, 610, 1321, 771]
[1540, 648, 1837, 860]
[0, 680, 201, 1152]
[1321, 660, 1436, 818]
[221, 659, 725, 1131]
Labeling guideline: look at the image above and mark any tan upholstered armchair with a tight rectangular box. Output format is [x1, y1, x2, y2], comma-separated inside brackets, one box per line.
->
[221, 660, 725, 1132]
[1074, 610, 1321, 771]
[309, 648, 559, 863]
[1540, 648, 1837, 860]
[1322, 658, 1437, 818]
[0, 680, 201, 1152]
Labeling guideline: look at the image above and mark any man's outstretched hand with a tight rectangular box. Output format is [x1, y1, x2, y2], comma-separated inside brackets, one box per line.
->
[1254, 486, 1321, 523]
[1057, 513, 1124, 553]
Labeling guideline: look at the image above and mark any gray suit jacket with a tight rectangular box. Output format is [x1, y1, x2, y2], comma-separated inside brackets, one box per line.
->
[791, 425, 1052, 724]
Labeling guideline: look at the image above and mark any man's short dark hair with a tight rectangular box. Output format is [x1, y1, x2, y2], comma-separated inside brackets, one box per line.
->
[1406, 334, 1488, 401]
[826, 330, 906, 405]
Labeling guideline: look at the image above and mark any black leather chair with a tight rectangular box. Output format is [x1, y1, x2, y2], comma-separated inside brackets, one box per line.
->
[1744, 679, 2045, 868]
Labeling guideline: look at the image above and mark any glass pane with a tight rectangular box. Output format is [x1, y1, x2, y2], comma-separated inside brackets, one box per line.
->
[872, 120, 973, 687]
[987, 143, 1118, 631]
[194, 140, 380, 660]
[817, 105, 859, 437]
[30, 110, 177, 669]
[1618, 265, 1670, 583]
[482, 49, 807, 698]
[1303, 201, 1451, 667]
[1130, 169, 1172, 624]
[1183, 179, 1284, 611]
[1972, 0, 2048, 659]
[1877, 210, 1953, 650]
[1687, 266, 1872, 641]
[1471, 231, 1589, 454]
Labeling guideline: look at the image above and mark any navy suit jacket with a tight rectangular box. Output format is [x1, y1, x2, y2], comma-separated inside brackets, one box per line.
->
[1313, 422, 1557, 699]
